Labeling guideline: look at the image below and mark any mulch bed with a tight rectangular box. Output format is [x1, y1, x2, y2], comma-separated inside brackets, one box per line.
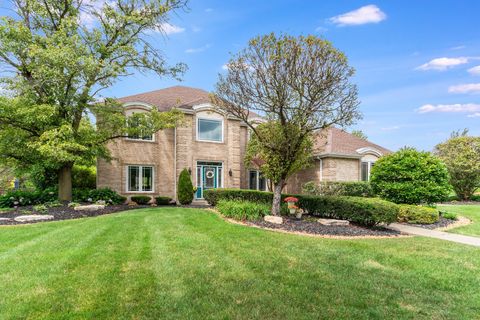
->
[0, 204, 153, 226]
[404, 217, 457, 230]
[247, 215, 401, 237]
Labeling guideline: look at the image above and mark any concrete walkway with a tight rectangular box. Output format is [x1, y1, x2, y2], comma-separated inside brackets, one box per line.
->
[387, 223, 480, 247]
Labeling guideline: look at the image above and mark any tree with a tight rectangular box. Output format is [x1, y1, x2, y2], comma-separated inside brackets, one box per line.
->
[0, 0, 187, 200]
[351, 130, 367, 140]
[370, 147, 451, 204]
[435, 134, 480, 200]
[212, 33, 361, 215]
[177, 168, 194, 205]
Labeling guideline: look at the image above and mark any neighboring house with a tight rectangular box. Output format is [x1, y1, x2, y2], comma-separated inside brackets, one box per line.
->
[283, 127, 391, 194]
[97, 86, 390, 201]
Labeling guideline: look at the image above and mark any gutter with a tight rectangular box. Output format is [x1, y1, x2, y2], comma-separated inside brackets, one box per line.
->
[315, 153, 362, 160]
[173, 127, 177, 201]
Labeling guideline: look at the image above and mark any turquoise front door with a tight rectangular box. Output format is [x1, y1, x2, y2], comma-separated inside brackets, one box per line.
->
[196, 162, 223, 199]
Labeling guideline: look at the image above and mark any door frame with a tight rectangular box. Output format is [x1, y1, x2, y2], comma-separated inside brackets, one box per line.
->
[195, 161, 224, 199]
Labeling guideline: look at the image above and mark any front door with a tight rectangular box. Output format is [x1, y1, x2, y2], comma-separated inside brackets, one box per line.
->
[196, 162, 223, 199]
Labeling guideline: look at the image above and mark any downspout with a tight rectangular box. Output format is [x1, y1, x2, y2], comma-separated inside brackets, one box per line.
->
[319, 158, 323, 182]
[173, 127, 177, 201]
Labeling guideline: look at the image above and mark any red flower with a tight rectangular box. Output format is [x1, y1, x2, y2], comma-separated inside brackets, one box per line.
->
[284, 196, 299, 203]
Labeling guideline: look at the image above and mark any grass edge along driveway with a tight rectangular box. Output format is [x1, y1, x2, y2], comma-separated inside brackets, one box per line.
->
[0, 207, 479, 319]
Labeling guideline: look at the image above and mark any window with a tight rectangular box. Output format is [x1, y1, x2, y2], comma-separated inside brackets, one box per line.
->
[127, 165, 154, 192]
[249, 170, 267, 191]
[127, 116, 153, 141]
[197, 118, 223, 142]
[361, 161, 375, 181]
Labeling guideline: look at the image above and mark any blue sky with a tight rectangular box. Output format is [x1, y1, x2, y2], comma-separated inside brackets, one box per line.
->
[3, 1, 480, 151]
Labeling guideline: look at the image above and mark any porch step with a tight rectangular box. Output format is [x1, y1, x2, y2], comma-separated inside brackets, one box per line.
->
[191, 199, 209, 207]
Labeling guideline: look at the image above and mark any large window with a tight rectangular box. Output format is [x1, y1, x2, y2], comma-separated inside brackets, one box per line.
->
[361, 161, 375, 181]
[249, 170, 267, 191]
[197, 118, 223, 142]
[127, 165, 154, 192]
[127, 116, 153, 141]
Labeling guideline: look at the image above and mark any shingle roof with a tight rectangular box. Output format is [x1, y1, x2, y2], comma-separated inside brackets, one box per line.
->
[117, 85, 211, 111]
[315, 127, 390, 157]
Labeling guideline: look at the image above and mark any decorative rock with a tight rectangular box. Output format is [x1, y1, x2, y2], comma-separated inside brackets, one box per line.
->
[128, 201, 138, 206]
[74, 204, 105, 211]
[318, 218, 349, 226]
[0, 217, 12, 222]
[150, 203, 158, 207]
[14, 215, 54, 222]
[264, 215, 283, 224]
[96, 200, 106, 205]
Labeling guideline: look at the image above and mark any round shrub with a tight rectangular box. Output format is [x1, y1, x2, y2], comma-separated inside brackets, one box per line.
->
[177, 168, 194, 205]
[370, 147, 450, 204]
[398, 205, 439, 224]
[155, 196, 172, 205]
[130, 196, 151, 205]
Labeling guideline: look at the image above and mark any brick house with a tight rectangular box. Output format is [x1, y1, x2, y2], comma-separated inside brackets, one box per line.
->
[97, 86, 390, 201]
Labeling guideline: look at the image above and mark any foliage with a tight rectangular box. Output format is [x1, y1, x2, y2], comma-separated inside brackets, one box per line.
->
[435, 135, 480, 200]
[297, 195, 399, 226]
[212, 33, 361, 215]
[0, 187, 57, 208]
[302, 181, 374, 197]
[73, 188, 126, 204]
[216, 200, 271, 221]
[130, 196, 151, 205]
[441, 212, 458, 221]
[204, 189, 274, 206]
[398, 205, 439, 224]
[370, 147, 451, 204]
[351, 130, 368, 140]
[0, 0, 187, 200]
[155, 196, 172, 205]
[33, 204, 49, 214]
[72, 165, 97, 189]
[177, 168, 194, 205]
[204, 189, 397, 226]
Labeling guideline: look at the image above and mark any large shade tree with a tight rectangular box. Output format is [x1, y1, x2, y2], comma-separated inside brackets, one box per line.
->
[212, 33, 361, 215]
[0, 0, 187, 200]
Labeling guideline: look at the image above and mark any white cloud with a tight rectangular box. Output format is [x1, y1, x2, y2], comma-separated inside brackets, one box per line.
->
[185, 44, 211, 54]
[448, 83, 480, 94]
[468, 65, 480, 75]
[450, 45, 466, 50]
[156, 22, 185, 35]
[381, 126, 401, 131]
[315, 26, 328, 33]
[329, 5, 386, 26]
[468, 113, 480, 118]
[417, 103, 480, 116]
[205, 8, 213, 12]
[416, 57, 469, 71]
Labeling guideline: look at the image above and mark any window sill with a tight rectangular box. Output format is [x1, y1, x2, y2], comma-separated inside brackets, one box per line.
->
[125, 138, 156, 143]
[196, 139, 225, 144]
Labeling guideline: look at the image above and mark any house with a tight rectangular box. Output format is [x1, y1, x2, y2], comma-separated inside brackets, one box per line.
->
[97, 86, 390, 201]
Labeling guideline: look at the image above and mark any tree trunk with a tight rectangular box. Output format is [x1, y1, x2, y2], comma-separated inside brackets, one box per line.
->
[58, 164, 73, 202]
[271, 179, 284, 216]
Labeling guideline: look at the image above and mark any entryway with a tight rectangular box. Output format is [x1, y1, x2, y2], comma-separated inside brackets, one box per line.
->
[195, 161, 223, 199]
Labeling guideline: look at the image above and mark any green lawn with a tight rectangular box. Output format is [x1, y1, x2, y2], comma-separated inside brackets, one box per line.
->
[0, 208, 479, 319]
[438, 204, 480, 236]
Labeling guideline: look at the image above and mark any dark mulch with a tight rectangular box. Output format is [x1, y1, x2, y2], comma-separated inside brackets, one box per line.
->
[404, 217, 457, 230]
[247, 215, 401, 237]
[0, 204, 156, 225]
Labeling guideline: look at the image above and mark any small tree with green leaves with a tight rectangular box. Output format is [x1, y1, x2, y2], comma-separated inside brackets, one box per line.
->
[212, 33, 361, 215]
[351, 130, 368, 140]
[0, 0, 187, 200]
[435, 132, 480, 200]
[177, 168, 194, 205]
[370, 147, 450, 204]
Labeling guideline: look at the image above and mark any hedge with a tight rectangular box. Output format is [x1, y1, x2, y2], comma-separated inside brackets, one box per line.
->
[204, 189, 398, 226]
[216, 200, 271, 221]
[302, 181, 374, 197]
[398, 205, 439, 224]
[155, 196, 172, 205]
[131, 196, 151, 205]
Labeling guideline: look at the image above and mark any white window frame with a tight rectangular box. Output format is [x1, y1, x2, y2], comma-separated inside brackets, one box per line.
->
[125, 112, 155, 142]
[361, 161, 375, 181]
[126, 165, 155, 193]
[249, 169, 268, 191]
[196, 117, 224, 143]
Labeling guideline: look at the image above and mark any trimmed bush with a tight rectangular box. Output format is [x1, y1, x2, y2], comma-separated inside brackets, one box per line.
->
[72, 165, 96, 189]
[441, 212, 458, 221]
[398, 205, 439, 224]
[130, 196, 151, 205]
[370, 147, 451, 204]
[216, 200, 271, 221]
[85, 188, 126, 204]
[155, 196, 172, 205]
[204, 189, 398, 226]
[298, 195, 399, 226]
[204, 188, 274, 206]
[177, 168, 194, 205]
[302, 181, 374, 197]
